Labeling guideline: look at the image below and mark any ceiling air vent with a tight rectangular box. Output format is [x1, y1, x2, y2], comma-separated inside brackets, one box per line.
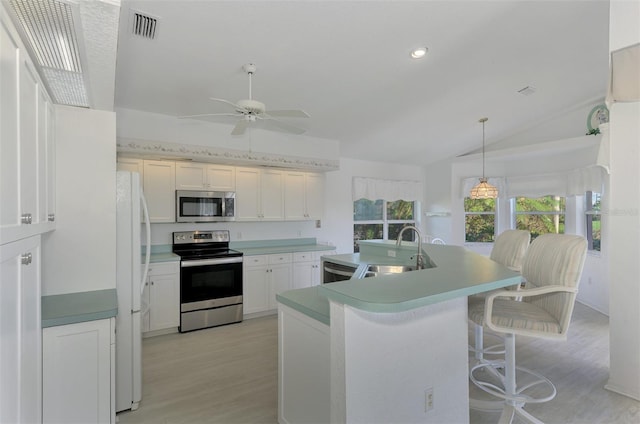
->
[517, 86, 537, 96]
[131, 11, 158, 39]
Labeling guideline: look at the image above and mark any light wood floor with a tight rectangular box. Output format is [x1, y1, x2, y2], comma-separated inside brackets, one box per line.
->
[117, 303, 639, 424]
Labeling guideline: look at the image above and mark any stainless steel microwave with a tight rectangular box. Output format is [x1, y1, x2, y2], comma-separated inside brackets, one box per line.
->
[176, 190, 235, 222]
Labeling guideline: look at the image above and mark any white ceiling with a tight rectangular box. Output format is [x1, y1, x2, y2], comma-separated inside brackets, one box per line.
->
[113, 0, 610, 166]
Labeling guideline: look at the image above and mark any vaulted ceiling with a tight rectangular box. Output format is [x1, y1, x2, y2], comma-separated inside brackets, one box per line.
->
[113, 0, 610, 166]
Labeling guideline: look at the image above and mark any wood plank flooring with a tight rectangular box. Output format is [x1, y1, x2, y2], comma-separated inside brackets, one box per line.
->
[117, 303, 639, 424]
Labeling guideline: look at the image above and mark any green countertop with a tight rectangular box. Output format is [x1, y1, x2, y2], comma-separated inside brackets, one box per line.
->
[277, 241, 520, 322]
[231, 238, 335, 256]
[42, 289, 118, 328]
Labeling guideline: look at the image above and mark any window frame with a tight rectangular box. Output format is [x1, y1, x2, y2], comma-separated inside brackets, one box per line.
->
[464, 197, 497, 244]
[585, 191, 601, 252]
[353, 199, 417, 252]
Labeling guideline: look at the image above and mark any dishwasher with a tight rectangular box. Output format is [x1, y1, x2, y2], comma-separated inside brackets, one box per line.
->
[322, 260, 359, 283]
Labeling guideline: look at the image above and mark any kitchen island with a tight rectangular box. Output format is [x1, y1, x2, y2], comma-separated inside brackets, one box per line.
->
[276, 240, 520, 424]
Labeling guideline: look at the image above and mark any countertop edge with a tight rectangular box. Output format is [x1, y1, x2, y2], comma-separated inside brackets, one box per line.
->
[42, 288, 118, 328]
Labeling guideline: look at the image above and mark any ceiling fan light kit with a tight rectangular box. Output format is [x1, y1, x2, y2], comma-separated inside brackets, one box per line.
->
[470, 117, 499, 200]
[179, 63, 309, 136]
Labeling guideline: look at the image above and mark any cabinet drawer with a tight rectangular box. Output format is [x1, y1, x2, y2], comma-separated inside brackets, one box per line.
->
[244, 255, 268, 267]
[269, 253, 292, 264]
[293, 252, 313, 262]
[148, 262, 179, 276]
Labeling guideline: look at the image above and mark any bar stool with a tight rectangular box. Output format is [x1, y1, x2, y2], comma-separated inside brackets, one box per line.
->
[469, 230, 531, 364]
[468, 234, 587, 424]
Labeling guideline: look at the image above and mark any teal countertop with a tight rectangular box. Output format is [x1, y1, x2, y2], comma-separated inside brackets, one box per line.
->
[277, 240, 520, 322]
[42, 289, 118, 328]
[142, 245, 180, 263]
[231, 238, 335, 256]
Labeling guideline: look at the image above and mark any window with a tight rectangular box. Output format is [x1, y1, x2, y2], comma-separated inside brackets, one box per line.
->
[353, 199, 415, 252]
[586, 191, 601, 251]
[464, 198, 496, 242]
[515, 195, 565, 239]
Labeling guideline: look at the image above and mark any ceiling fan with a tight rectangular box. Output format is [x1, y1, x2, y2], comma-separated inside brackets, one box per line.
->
[179, 63, 310, 136]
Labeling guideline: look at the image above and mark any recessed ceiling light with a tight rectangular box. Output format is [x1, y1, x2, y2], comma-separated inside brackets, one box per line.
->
[411, 47, 428, 59]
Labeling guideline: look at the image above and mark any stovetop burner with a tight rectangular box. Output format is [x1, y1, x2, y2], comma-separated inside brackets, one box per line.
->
[172, 230, 242, 261]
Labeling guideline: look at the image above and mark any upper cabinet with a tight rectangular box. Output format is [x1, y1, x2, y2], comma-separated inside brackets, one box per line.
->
[176, 163, 235, 191]
[1, 11, 56, 245]
[143, 160, 176, 223]
[235, 167, 284, 221]
[284, 171, 324, 221]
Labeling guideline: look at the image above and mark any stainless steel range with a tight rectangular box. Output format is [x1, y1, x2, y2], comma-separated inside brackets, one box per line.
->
[172, 230, 243, 332]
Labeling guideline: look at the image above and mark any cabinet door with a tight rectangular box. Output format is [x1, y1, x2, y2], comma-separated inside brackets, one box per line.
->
[117, 157, 144, 175]
[243, 265, 270, 315]
[175, 162, 207, 190]
[269, 263, 292, 310]
[0, 17, 20, 231]
[261, 169, 284, 220]
[235, 167, 261, 220]
[45, 100, 55, 223]
[207, 164, 235, 191]
[305, 173, 324, 220]
[293, 261, 314, 289]
[284, 171, 306, 220]
[149, 272, 179, 331]
[19, 59, 39, 225]
[37, 88, 48, 224]
[43, 319, 111, 424]
[143, 160, 176, 223]
[0, 235, 41, 424]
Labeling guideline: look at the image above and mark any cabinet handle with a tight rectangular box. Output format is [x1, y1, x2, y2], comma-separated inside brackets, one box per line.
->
[48, 213, 55, 222]
[21, 253, 33, 265]
[21, 213, 32, 224]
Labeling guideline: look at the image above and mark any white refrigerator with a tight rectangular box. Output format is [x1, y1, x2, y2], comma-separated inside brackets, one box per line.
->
[115, 171, 151, 412]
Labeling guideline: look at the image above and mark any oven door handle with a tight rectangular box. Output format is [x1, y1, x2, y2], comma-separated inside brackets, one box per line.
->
[181, 257, 243, 267]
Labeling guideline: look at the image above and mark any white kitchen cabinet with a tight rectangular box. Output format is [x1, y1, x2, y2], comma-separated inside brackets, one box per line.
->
[1, 8, 56, 244]
[176, 162, 236, 191]
[284, 171, 324, 221]
[43, 318, 114, 424]
[142, 262, 180, 334]
[235, 167, 284, 221]
[243, 254, 292, 315]
[143, 160, 176, 223]
[292, 249, 336, 289]
[117, 157, 144, 176]
[0, 235, 42, 423]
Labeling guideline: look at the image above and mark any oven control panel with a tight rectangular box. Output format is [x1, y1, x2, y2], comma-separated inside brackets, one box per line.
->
[173, 230, 230, 244]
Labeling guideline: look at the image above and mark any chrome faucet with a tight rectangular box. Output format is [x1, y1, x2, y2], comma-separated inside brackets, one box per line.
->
[396, 225, 424, 269]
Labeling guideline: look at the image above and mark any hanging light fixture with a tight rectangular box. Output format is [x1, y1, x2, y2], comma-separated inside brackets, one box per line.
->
[470, 117, 498, 199]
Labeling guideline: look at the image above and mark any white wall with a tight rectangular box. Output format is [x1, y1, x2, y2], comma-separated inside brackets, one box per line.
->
[423, 158, 454, 243]
[42, 106, 116, 295]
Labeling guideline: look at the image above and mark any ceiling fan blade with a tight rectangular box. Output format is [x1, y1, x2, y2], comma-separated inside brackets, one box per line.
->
[231, 119, 249, 136]
[178, 112, 239, 119]
[260, 117, 306, 134]
[266, 109, 310, 118]
[210, 97, 247, 112]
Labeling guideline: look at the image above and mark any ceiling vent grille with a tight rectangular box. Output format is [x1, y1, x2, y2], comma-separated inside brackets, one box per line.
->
[131, 11, 157, 39]
[517, 86, 537, 96]
[8, 0, 89, 107]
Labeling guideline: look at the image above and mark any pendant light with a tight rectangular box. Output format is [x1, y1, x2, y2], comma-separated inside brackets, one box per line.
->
[469, 117, 498, 199]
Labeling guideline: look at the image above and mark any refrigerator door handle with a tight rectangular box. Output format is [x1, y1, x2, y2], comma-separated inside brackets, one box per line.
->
[140, 190, 151, 297]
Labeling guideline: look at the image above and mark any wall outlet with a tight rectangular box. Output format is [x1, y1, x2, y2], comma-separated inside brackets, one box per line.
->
[425, 387, 434, 412]
[387, 250, 396, 258]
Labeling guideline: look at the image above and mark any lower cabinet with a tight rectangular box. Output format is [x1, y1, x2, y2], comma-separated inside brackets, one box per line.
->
[0, 235, 42, 424]
[43, 317, 115, 424]
[142, 262, 180, 334]
[292, 250, 335, 289]
[243, 253, 292, 315]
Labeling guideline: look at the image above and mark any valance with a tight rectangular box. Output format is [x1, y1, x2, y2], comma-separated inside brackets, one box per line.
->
[352, 177, 422, 201]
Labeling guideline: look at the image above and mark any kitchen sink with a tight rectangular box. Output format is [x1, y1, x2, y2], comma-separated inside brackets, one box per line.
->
[362, 264, 419, 278]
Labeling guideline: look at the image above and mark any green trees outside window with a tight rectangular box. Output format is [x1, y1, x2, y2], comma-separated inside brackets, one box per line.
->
[515, 196, 565, 239]
[353, 199, 415, 252]
[586, 191, 601, 251]
[464, 198, 496, 242]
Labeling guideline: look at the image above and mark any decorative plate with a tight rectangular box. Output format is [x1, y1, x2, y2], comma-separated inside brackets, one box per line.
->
[587, 104, 609, 132]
